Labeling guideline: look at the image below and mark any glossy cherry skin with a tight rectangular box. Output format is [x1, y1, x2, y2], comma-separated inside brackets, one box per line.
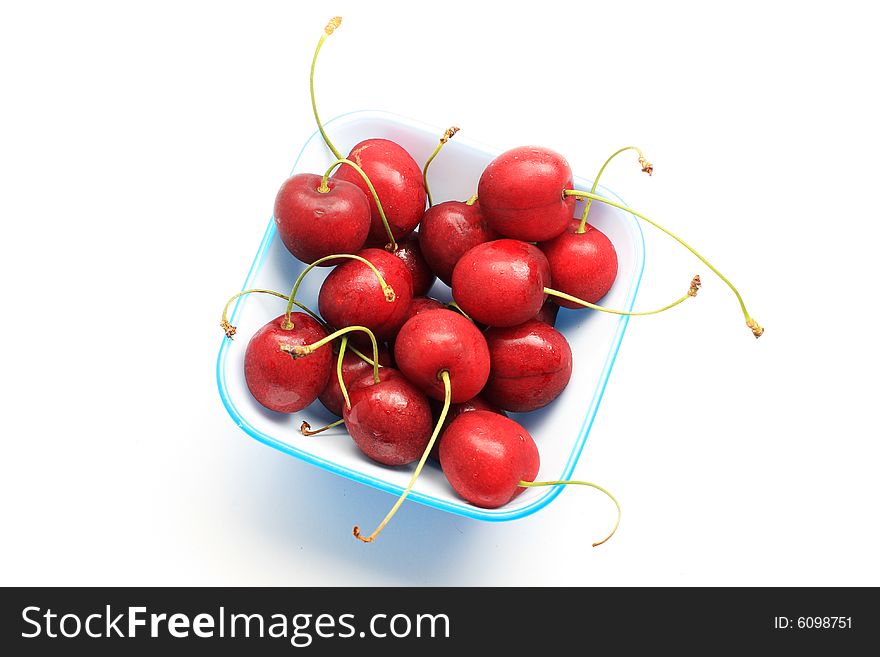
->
[534, 299, 560, 326]
[451, 239, 551, 327]
[539, 220, 618, 307]
[402, 296, 445, 319]
[419, 200, 498, 285]
[439, 411, 540, 508]
[429, 395, 507, 460]
[394, 309, 491, 403]
[318, 248, 414, 344]
[318, 344, 393, 417]
[483, 319, 573, 412]
[332, 139, 427, 245]
[477, 146, 577, 242]
[392, 232, 436, 296]
[387, 296, 446, 350]
[244, 313, 331, 413]
[273, 173, 370, 265]
[343, 368, 433, 466]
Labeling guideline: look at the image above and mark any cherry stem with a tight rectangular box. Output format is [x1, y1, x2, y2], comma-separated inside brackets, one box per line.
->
[543, 275, 701, 317]
[354, 370, 452, 543]
[319, 158, 397, 251]
[283, 254, 396, 329]
[336, 335, 351, 410]
[465, 194, 478, 206]
[445, 300, 474, 322]
[518, 479, 621, 547]
[349, 345, 385, 368]
[422, 126, 460, 208]
[564, 189, 763, 338]
[310, 17, 343, 161]
[579, 146, 652, 233]
[220, 288, 325, 339]
[282, 326, 380, 385]
[300, 418, 345, 436]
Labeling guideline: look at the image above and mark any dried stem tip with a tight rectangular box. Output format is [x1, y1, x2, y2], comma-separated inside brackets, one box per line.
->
[638, 156, 653, 176]
[279, 344, 312, 358]
[383, 285, 396, 302]
[324, 16, 342, 35]
[353, 526, 373, 543]
[747, 318, 765, 339]
[441, 126, 460, 143]
[220, 320, 237, 339]
[688, 275, 702, 297]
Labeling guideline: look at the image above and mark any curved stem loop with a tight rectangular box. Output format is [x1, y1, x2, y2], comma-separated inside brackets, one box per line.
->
[518, 479, 621, 547]
[564, 189, 763, 337]
[310, 18, 343, 160]
[354, 370, 453, 543]
[283, 254, 395, 329]
[320, 158, 397, 251]
[281, 326, 380, 386]
[220, 288, 325, 339]
[543, 275, 700, 317]
[579, 146, 651, 233]
[423, 126, 460, 208]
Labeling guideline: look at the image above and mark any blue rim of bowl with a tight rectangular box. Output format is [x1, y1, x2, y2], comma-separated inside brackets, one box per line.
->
[215, 110, 646, 522]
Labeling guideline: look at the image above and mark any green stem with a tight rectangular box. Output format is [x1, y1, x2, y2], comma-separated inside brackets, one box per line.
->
[336, 335, 351, 410]
[445, 300, 474, 322]
[349, 345, 385, 368]
[422, 127, 459, 208]
[579, 146, 651, 232]
[564, 189, 763, 338]
[354, 370, 452, 543]
[320, 158, 397, 251]
[220, 288, 325, 338]
[544, 275, 700, 316]
[283, 254, 396, 328]
[282, 326, 380, 385]
[310, 18, 343, 160]
[465, 194, 478, 206]
[518, 479, 621, 547]
[300, 418, 345, 436]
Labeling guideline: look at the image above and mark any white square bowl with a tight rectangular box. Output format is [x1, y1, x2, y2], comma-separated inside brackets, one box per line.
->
[216, 110, 644, 521]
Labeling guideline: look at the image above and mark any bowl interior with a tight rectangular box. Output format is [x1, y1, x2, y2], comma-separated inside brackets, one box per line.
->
[216, 110, 644, 521]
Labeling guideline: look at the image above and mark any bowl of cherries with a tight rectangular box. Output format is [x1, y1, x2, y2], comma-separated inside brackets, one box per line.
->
[216, 17, 762, 545]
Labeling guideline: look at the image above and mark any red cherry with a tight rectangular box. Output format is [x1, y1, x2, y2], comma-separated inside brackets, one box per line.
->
[273, 173, 370, 265]
[391, 232, 436, 296]
[483, 319, 573, 412]
[318, 247, 414, 344]
[451, 239, 551, 327]
[343, 368, 433, 466]
[318, 344, 393, 417]
[386, 295, 445, 351]
[332, 139, 427, 245]
[419, 200, 498, 285]
[244, 313, 331, 413]
[429, 395, 507, 460]
[442, 395, 506, 425]
[402, 295, 445, 319]
[439, 411, 540, 508]
[394, 309, 491, 403]
[539, 219, 618, 307]
[477, 146, 577, 242]
[534, 299, 560, 326]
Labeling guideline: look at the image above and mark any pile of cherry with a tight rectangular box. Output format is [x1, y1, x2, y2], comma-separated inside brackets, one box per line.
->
[220, 17, 762, 546]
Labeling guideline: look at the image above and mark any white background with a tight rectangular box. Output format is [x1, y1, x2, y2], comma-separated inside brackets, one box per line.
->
[2, 0, 878, 586]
